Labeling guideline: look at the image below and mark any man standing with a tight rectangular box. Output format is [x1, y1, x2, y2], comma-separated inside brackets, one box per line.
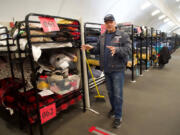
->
[82, 14, 131, 128]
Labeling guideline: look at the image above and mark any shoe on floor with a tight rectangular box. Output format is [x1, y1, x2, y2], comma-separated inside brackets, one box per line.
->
[112, 118, 122, 129]
[108, 109, 115, 118]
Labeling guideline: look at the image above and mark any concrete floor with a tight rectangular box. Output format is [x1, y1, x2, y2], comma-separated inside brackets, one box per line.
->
[1, 49, 180, 135]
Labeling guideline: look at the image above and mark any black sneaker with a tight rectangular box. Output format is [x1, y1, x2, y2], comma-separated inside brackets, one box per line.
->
[112, 118, 121, 129]
[108, 109, 115, 118]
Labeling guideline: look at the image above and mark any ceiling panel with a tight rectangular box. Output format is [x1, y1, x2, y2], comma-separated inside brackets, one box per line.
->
[0, 0, 179, 34]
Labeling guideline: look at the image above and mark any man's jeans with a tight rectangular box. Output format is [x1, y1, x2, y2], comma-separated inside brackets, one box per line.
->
[105, 71, 125, 119]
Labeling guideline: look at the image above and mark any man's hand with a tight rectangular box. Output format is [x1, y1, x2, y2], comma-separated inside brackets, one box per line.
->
[81, 44, 94, 51]
[107, 46, 116, 56]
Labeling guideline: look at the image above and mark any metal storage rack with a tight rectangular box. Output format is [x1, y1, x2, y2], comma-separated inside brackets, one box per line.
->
[118, 24, 144, 82]
[84, 22, 105, 88]
[0, 26, 17, 78]
[13, 13, 86, 135]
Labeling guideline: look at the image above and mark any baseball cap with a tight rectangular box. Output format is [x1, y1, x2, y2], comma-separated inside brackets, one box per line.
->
[104, 14, 115, 22]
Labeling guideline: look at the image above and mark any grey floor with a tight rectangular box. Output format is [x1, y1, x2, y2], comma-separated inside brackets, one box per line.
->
[1, 48, 180, 135]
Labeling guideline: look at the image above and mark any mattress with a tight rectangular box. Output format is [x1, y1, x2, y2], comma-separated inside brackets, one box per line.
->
[0, 45, 18, 52]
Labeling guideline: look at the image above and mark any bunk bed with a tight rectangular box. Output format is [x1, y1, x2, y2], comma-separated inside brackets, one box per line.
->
[0, 13, 86, 135]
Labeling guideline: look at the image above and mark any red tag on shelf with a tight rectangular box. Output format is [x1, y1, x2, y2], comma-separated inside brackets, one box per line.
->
[137, 27, 142, 34]
[10, 22, 15, 28]
[40, 103, 56, 124]
[101, 24, 106, 35]
[39, 17, 59, 32]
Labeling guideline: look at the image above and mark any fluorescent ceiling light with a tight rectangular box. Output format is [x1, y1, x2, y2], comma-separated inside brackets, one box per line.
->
[164, 18, 170, 22]
[176, 0, 180, 2]
[141, 1, 152, 10]
[159, 15, 166, 20]
[152, 10, 160, 16]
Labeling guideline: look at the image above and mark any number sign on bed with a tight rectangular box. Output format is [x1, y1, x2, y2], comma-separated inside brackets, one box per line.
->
[39, 17, 60, 32]
[40, 103, 56, 124]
